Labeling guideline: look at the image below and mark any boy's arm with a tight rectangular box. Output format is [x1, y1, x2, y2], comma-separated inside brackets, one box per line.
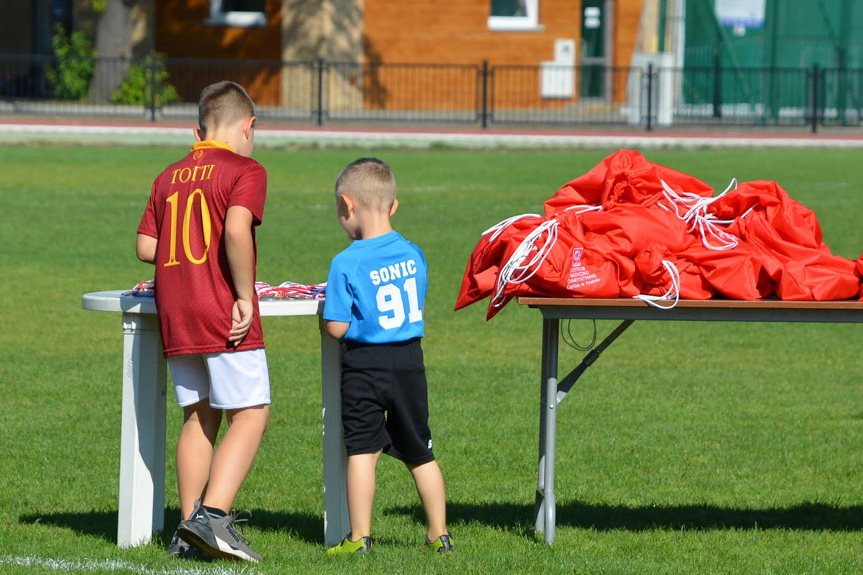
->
[136, 233, 157, 264]
[225, 205, 257, 347]
[324, 320, 349, 340]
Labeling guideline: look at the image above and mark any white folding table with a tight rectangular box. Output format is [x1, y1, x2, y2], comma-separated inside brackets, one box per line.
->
[518, 296, 863, 544]
[81, 290, 349, 548]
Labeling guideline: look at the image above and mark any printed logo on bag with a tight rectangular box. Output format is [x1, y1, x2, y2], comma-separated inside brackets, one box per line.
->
[567, 247, 601, 291]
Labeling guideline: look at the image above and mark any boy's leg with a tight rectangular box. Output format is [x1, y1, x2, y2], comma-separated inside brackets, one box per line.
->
[406, 460, 447, 541]
[198, 348, 271, 512]
[201, 404, 270, 513]
[346, 451, 381, 539]
[177, 400, 223, 520]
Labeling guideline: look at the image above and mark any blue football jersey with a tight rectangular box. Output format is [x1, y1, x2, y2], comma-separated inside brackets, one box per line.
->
[324, 231, 427, 344]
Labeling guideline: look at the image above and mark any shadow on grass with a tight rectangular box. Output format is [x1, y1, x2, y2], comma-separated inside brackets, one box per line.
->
[23, 500, 863, 545]
[390, 500, 863, 535]
[19, 507, 325, 545]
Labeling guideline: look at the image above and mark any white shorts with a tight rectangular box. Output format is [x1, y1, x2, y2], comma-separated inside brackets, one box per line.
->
[168, 348, 271, 410]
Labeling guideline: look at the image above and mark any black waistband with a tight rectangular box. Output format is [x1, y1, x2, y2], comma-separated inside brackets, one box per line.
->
[343, 337, 421, 351]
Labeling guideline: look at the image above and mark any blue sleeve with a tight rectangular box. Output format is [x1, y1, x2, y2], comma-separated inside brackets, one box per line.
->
[414, 244, 428, 302]
[323, 255, 353, 323]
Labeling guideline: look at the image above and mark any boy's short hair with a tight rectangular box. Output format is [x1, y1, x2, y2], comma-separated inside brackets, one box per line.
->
[335, 157, 397, 212]
[198, 81, 256, 136]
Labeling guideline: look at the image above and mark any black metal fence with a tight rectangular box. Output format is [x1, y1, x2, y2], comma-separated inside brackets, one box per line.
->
[1, 54, 860, 132]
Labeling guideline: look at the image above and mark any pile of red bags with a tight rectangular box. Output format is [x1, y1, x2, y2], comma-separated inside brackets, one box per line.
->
[456, 149, 862, 319]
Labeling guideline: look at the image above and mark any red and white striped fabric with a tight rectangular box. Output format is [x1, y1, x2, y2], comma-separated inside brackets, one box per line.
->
[126, 279, 327, 300]
[254, 281, 327, 300]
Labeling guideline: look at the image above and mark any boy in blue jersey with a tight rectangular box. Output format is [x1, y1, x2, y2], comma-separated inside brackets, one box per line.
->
[323, 157, 453, 554]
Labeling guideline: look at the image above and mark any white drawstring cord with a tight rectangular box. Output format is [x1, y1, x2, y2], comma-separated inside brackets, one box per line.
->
[634, 259, 681, 309]
[482, 213, 541, 241]
[481, 205, 599, 242]
[563, 204, 604, 215]
[478, 180, 766, 313]
[657, 179, 741, 251]
[491, 218, 560, 309]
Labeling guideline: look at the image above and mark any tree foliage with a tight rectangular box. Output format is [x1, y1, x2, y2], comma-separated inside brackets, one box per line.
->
[46, 26, 97, 101]
[110, 52, 180, 107]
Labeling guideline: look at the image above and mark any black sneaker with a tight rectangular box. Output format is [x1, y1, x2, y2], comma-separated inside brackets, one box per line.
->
[424, 531, 455, 553]
[177, 501, 262, 563]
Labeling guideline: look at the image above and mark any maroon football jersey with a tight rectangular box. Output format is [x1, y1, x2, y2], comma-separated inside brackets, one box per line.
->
[138, 140, 267, 357]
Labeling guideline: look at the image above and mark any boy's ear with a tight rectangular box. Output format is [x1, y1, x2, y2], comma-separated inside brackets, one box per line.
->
[193, 128, 204, 142]
[341, 194, 355, 213]
[389, 198, 399, 217]
[242, 116, 256, 140]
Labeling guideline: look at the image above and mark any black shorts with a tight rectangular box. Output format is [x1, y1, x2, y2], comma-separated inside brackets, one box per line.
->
[340, 338, 435, 465]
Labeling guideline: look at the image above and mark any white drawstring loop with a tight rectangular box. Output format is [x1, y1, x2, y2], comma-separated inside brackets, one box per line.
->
[634, 259, 681, 309]
[657, 179, 741, 251]
[563, 204, 603, 215]
[491, 218, 561, 309]
[486, 205, 604, 309]
[482, 213, 541, 241]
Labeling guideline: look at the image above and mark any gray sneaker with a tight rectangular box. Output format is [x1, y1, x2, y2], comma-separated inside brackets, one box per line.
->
[167, 529, 208, 560]
[177, 501, 262, 563]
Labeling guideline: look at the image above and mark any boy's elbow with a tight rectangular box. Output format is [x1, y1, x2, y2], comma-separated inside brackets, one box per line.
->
[324, 320, 349, 340]
[136, 247, 153, 264]
[136, 234, 157, 264]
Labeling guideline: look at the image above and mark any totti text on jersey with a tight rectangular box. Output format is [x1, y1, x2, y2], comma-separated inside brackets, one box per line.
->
[171, 163, 215, 184]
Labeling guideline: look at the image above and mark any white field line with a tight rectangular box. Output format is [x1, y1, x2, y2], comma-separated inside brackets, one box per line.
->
[0, 555, 260, 575]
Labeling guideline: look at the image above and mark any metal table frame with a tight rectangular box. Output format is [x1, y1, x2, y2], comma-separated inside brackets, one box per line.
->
[82, 290, 349, 548]
[519, 297, 863, 544]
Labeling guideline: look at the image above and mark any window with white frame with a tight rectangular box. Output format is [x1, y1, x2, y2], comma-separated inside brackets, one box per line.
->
[488, 0, 541, 31]
[205, 0, 266, 28]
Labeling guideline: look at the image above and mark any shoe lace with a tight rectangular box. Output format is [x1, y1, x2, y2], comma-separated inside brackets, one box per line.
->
[224, 509, 253, 545]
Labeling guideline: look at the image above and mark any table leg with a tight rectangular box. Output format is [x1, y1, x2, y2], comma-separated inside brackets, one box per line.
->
[319, 319, 350, 546]
[118, 312, 167, 547]
[535, 317, 559, 544]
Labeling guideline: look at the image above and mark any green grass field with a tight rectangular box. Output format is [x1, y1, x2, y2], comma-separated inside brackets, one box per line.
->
[2, 143, 863, 574]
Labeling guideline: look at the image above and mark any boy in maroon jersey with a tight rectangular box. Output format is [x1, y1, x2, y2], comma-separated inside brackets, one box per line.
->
[136, 81, 269, 563]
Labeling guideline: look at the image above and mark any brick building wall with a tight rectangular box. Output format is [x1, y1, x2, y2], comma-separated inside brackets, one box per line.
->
[152, 0, 644, 112]
[362, 0, 643, 109]
[155, 0, 283, 105]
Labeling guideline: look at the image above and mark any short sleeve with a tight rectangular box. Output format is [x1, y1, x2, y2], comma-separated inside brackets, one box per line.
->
[323, 255, 354, 323]
[137, 178, 160, 238]
[228, 161, 267, 225]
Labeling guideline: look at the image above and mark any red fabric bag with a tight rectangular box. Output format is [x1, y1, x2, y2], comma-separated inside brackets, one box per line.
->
[544, 149, 714, 215]
[454, 214, 546, 313]
[712, 180, 859, 300]
[634, 244, 715, 300]
[456, 149, 862, 318]
[494, 209, 637, 304]
[857, 256, 863, 300]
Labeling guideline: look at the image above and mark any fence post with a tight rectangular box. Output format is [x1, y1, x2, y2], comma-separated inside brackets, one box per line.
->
[645, 63, 653, 132]
[317, 58, 325, 127]
[712, 47, 722, 119]
[810, 63, 819, 134]
[480, 60, 489, 129]
[149, 54, 157, 123]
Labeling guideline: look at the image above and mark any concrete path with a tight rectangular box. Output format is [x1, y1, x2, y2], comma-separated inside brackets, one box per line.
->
[2, 117, 863, 149]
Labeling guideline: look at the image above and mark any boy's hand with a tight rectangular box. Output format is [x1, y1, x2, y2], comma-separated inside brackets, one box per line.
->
[229, 298, 254, 347]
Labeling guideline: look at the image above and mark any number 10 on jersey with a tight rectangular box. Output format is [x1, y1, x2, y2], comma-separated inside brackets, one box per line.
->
[163, 189, 212, 267]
